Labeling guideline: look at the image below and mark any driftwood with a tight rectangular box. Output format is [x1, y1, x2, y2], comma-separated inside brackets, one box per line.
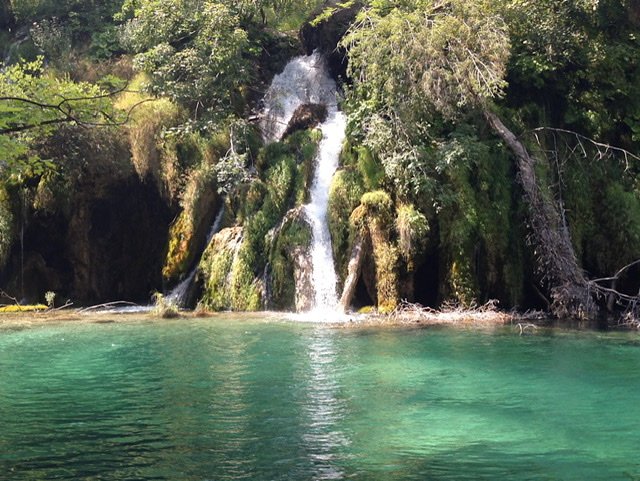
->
[0, 289, 20, 306]
[78, 301, 140, 313]
[589, 259, 640, 325]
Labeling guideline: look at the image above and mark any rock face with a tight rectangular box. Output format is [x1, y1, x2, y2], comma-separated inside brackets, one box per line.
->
[299, 1, 362, 80]
[0, 127, 173, 305]
[281, 103, 328, 139]
[0, 0, 14, 30]
[292, 246, 314, 312]
[1, 177, 171, 304]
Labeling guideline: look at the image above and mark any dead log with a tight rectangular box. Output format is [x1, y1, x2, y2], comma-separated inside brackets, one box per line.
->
[483, 110, 595, 319]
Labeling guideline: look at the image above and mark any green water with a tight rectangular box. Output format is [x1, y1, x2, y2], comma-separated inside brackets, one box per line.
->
[1, 318, 640, 480]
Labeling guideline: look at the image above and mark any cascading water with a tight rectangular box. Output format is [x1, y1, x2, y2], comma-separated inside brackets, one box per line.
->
[262, 52, 345, 314]
[166, 206, 225, 307]
[261, 52, 339, 142]
[305, 110, 346, 312]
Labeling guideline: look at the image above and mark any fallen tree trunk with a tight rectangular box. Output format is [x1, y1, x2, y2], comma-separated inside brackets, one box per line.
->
[483, 110, 596, 319]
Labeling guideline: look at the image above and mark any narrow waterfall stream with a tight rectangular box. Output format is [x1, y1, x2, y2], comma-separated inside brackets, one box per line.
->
[262, 52, 345, 313]
[306, 109, 345, 312]
[166, 206, 225, 307]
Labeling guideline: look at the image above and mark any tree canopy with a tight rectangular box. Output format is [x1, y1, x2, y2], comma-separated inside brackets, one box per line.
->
[0, 58, 119, 178]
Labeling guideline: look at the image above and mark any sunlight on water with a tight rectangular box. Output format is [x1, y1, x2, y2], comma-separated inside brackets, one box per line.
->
[1, 319, 640, 480]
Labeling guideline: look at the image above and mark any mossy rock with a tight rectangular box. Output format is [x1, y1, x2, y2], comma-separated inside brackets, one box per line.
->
[328, 167, 364, 279]
[0, 185, 13, 270]
[163, 162, 219, 284]
[346, 189, 400, 312]
[199, 227, 265, 312]
[268, 208, 312, 311]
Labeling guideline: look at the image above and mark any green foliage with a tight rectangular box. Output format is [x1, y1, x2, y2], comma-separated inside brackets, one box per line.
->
[396, 203, 428, 270]
[310, 0, 356, 27]
[0, 58, 119, 179]
[499, 0, 640, 144]
[259, 0, 325, 31]
[343, 0, 510, 118]
[355, 145, 383, 190]
[564, 159, 640, 277]
[30, 17, 72, 64]
[89, 26, 123, 60]
[120, 0, 250, 116]
[435, 130, 523, 306]
[598, 183, 640, 270]
[328, 167, 364, 278]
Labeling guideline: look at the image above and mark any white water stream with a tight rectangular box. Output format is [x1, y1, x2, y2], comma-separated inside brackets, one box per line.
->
[262, 52, 346, 314]
[166, 206, 225, 307]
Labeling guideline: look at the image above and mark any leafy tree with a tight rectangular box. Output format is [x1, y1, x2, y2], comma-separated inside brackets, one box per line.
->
[0, 58, 120, 178]
[342, 0, 603, 318]
[119, 0, 250, 118]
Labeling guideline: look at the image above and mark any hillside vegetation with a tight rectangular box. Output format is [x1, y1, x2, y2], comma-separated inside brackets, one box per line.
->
[1, 0, 639, 324]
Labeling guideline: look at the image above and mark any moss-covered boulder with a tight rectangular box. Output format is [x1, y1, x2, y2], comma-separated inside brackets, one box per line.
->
[198, 226, 264, 311]
[266, 207, 313, 311]
[328, 167, 364, 283]
[163, 164, 219, 285]
[347, 190, 400, 313]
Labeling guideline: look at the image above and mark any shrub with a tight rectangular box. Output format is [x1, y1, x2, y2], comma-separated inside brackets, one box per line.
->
[152, 292, 180, 318]
[396, 203, 429, 269]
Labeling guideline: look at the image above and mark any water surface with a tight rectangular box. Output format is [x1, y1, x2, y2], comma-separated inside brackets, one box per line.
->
[1, 317, 639, 480]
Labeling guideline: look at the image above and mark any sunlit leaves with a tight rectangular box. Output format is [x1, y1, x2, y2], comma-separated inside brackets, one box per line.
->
[120, 0, 249, 116]
[0, 58, 116, 179]
[343, 0, 510, 118]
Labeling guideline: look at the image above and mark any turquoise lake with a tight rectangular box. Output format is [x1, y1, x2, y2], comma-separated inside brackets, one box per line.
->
[1, 317, 640, 480]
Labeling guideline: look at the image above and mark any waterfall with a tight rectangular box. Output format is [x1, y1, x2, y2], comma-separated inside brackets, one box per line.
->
[166, 206, 225, 307]
[261, 51, 340, 142]
[262, 51, 345, 314]
[305, 110, 346, 312]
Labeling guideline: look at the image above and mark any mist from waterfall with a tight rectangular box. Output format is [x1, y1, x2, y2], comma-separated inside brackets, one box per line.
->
[261, 51, 345, 315]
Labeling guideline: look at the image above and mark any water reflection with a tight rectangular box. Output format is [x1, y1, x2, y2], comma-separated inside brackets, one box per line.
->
[301, 328, 350, 480]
